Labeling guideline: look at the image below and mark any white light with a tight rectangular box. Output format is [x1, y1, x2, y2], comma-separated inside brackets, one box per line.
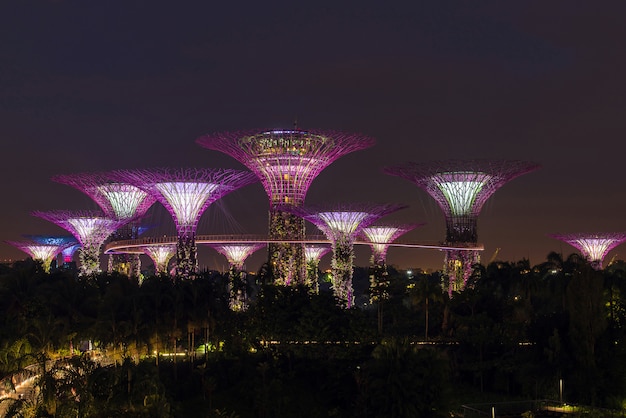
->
[155, 182, 218, 227]
[436, 173, 491, 216]
[318, 211, 369, 234]
[97, 183, 150, 219]
[305, 246, 330, 262]
[576, 238, 615, 262]
[67, 217, 118, 246]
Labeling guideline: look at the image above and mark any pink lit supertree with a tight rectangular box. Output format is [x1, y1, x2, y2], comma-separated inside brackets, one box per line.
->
[287, 203, 405, 308]
[361, 222, 421, 334]
[23, 235, 78, 269]
[384, 160, 539, 295]
[196, 129, 375, 286]
[6, 239, 73, 272]
[304, 245, 331, 293]
[114, 168, 258, 279]
[206, 243, 265, 311]
[548, 233, 626, 270]
[51, 172, 157, 278]
[140, 244, 177, 276]
[32, 210, 124, 276]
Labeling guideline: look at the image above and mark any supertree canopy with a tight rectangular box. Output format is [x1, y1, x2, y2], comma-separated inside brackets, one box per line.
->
[384, 159, 539, 294]
[361, 223, 422, 266]
[6, 239, 71, 272]
[549, 232, 626, 270]
[52, 172, 157, 278]
[32, 210, 123, 276]
[304, 244, 331, 293]
[288, 203, 405, 308]
[23, 234, 79, 267]
[207, 243, 265, 311]
[140, 244, 177, 275]
[115, 168, 258, 279]
[196, 129, 375, 286]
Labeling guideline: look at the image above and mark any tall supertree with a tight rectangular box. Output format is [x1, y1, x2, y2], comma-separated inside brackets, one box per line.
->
[549, 233, 626, 270]
[288, 203, 405, 308]
[361, 222, 421, 334]
[384, 160, 539, 294]
[304, 244, 331, 294]
[206, 243, 265, 311]
[115, 168, 258, 279]
[140, 244, 177, 276]
[196, 129, 375, 286]
[6, 239, 73, 272]
[32, 210, 123, 276]
[51, 172, 157, 278]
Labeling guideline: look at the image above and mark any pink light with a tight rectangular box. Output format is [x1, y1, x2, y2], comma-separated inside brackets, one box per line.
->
[155, 182, 219, 228]
[141, 245, 176, 274]
[318, 211, 369, 235]
[305, 245, 331, 262]
[550, 232, 626, 269]
[97, 183, 153, 220]
[209, 243, 264, 269]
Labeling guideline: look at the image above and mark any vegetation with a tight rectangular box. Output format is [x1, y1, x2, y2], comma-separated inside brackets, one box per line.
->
[1, 252, 626, 417]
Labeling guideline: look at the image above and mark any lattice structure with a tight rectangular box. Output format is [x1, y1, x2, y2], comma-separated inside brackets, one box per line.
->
[6, 239, 70, 272]
[207, 243, 265, 311]
[24, 235, 78, 268]
[196, 129, 375, 286]
[32, 210, 123, 276]
[52, 172, 157, 278]
[141, 244, 177, 275]
[549, 233, 626, 270]
[288, 203, 405, 308]
[115, 168, 257, 278]
[385, 160, 539, 294]
[304, 244, 331, 293]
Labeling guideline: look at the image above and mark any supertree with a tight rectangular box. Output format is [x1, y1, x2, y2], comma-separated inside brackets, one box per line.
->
[23, 235, 78, 269]
[196, 129, 375, 286]
[304, 244, 331, 294]
[288, 203, 405, 308]
[32, 210, 123, 276]
[384, 160, 539, 295]
[51, 172, 157, 278]
[361, 222, 422, 334]
[114, 168, 258, 279]
[206, 243, 265, 311]
[140, 244, 177, 276]
[6, 239, 72, 272]
[548, 233, 626, 270]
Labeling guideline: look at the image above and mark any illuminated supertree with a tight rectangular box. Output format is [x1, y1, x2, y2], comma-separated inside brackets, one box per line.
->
[32, 210, 123, 276]
[6, 239, 71, 272]
[288, 203, 405, 308]
[207, 243, 265, 311]
[115, 168, 258, 279]
[304, 244, 331, 294]
[549, 233, 626, 270]
[23, 235, 78, 269]
[52, 172, 156, 278]
[140, 244, 177, 276]
[196, 129, 375, 286]
[384, 160, 539, 294]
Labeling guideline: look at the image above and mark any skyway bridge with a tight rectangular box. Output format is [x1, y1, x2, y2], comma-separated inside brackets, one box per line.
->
[104, 234, 484, 255]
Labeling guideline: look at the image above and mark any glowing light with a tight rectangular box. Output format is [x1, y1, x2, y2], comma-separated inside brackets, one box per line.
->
[305, 245, 331, 262]
[6, 241, 66, 271]
[362, 223, 419, 264]
[61, 244, 81, 263]
[155, 182, 218, 227]
[318, 211, 369, 235]
[142, 245, 176, 274]
[549, 233, 626, 269]
[209, 243, 264, 270]
[67, 217, 120, 246]
[97, 183, 152, 220]
[437, 173, 491, 216]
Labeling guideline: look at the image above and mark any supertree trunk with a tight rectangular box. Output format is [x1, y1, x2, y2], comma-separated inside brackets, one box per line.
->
[369, 256, 389, 335]
[229, 267, 249, 311]
[331, 235, 355, 308]
[305, 259, 321, 294]
[268, 209, 306, 286]
[79, 245, 101, 276]
[443, 249, 480, 295]
[176, 231, 197, 279]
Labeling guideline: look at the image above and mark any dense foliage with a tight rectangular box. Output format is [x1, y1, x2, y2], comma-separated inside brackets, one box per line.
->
[1, 252, 626, 416]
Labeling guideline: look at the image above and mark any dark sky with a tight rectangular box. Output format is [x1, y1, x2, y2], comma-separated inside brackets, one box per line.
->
[1, 1, 626, 272]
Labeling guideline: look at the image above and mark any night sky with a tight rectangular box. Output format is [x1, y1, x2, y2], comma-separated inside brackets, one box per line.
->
[1, 1, 626, 272]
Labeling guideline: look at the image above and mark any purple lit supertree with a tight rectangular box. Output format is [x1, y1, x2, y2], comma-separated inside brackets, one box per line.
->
[115, 168, 258, 279]
[548, 233, 626, 270]
[52, 172, 157, 278]
[23, 235, 78, 268]
[196, 129, 375, 286]
[6, 239, 72, 272]
[304, 244, 331, 293]
[32, 210, 124, 276]
[384, 160, 539, 294]
[361, 222, 421, 334]
[288, 203, 405, 308]
[206, 243, 265, 311]
[140, 244, 177, 276]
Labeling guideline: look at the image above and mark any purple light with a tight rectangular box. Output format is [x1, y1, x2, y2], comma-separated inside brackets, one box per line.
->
[154, 182, 219, 228]
[305, 245, 331, 263]
[361, 223, 421, 264]
[208, 243, 265, 270]
[549, 232, 626, 270]
[6, 240, 67, 272]
[141, 244, 176, 274]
